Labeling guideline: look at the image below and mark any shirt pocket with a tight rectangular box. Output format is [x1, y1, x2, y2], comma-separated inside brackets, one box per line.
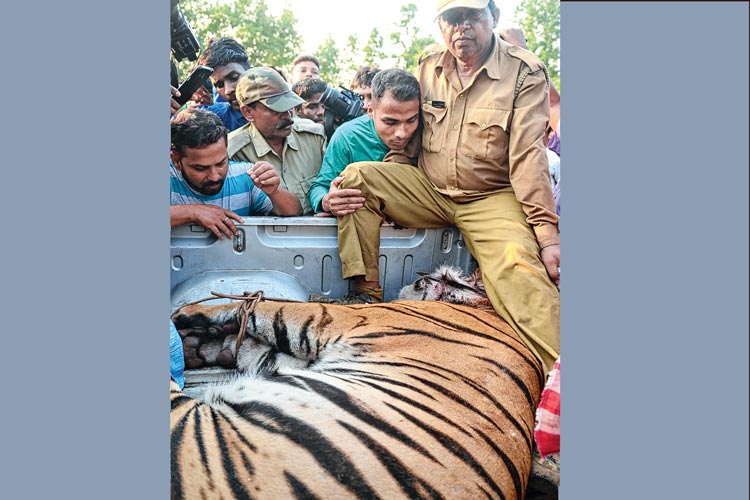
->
[460, 108, 511, 160]
[298, 174, 317, 196]
[421, 102, 448, 152]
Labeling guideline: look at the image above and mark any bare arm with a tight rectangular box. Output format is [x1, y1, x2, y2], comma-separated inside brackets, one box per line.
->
[247, 161, 302, 216]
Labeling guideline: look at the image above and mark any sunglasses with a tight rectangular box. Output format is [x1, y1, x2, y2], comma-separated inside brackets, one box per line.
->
[440, 8, 486, 26]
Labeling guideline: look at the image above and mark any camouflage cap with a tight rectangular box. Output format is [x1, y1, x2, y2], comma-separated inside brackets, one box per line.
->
[435, 0, 489, 19]
[236, 67, 304, 112]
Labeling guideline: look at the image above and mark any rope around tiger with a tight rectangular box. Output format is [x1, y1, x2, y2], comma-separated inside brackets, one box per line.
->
[171, 292, 544, 500]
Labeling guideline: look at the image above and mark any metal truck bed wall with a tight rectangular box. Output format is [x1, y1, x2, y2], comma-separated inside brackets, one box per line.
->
[171, 216, 477, 397]
[171, 216, 476, 308]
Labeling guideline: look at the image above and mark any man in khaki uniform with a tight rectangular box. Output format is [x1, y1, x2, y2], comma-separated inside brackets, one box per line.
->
[228, 67, 327, 215]
[336, 0, 560, 374]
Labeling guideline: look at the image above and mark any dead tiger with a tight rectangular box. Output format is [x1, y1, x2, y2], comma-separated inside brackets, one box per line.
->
[170, 270, 544, 500]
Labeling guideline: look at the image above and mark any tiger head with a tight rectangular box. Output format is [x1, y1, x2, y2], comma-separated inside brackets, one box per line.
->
[398, 265, 489, 307]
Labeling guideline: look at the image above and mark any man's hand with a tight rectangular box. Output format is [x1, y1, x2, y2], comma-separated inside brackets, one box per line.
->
[541, 244, 560, 286]
[190, 85, 214, 106]
[247, 162, 302, 216]
[172, 204, 242, 239]
[248, 161, 281, 196]
[321, 175, 366, 216]
[170, 85, 182, 116]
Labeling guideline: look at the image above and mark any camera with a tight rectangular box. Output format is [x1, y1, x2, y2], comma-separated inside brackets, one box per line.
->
[170, 0, 201, 62]
[319, 85, 364, 139]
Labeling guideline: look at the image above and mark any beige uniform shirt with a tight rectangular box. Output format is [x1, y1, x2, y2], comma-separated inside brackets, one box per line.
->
[227, 119, 327, 215]
[416, 35, 559, 248]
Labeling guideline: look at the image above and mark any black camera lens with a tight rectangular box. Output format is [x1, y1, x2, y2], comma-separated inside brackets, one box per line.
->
[319, 86, 364, 123]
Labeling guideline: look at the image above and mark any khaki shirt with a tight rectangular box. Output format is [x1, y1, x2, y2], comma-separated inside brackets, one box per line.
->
[416, 35, 559, 248]
[227, 119, 327, 215]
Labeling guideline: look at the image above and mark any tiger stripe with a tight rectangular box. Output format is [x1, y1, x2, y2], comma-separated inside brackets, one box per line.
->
[171, 300, 544, 499]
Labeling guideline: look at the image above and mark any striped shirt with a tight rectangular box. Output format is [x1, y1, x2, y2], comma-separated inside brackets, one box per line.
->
[170, 161, 272, 216]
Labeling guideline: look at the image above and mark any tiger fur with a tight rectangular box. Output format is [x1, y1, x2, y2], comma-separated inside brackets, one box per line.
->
[170, 298, 544, 500]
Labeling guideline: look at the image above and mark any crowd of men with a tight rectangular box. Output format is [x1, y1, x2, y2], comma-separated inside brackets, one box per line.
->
[170, 0, 561, 383]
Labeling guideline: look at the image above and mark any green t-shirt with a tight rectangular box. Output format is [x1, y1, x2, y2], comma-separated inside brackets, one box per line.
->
[308, 114, 389, 213]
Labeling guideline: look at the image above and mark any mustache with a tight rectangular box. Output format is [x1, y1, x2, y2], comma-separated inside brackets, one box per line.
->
[276, 119, 294, 130]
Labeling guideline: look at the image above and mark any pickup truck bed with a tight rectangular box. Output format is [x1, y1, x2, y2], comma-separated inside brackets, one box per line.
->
[171, 217, 476, 396]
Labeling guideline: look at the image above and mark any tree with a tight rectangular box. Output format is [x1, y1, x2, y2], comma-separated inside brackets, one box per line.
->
[515, 0, 560, 91]
[175, 0, 301, 79]
[362, 28, 387, 66]
[390, 3, 438, 74]
[339, 35, 361, 81]
[314, 35, 342, 86]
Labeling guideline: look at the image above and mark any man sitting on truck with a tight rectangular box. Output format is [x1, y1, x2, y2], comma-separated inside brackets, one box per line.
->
[170, 108, 302, 240]
[308, 68, 421, 217]
[334, 0, 560, 374]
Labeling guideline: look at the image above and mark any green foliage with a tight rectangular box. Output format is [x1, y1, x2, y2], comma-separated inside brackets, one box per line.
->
[171, 0, 437, 88]
[390, 3, 437, 74]
[515, 0, 561, 91]
[338, 35, 361, 80]
[363, 28, 387, 66]
[314, 36, 342, 86]
[175, 0, 301, 80]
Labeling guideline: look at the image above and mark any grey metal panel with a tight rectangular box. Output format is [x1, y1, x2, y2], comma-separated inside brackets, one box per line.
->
[170, 216, 476, 308]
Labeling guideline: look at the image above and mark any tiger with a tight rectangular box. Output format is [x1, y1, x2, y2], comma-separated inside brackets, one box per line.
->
[398, 264, 489, 307]
[170, 286, 545, 499]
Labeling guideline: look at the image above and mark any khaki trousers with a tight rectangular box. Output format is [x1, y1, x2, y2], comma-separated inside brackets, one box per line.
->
[338, 161, 559, 374]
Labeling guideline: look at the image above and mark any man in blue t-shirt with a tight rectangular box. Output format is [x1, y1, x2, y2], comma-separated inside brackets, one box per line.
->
[308, 69, 421, 216]
[194, 37, 252, 131]
[170, 109, 302, 240]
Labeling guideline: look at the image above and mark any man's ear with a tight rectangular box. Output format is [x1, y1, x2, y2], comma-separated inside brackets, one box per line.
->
[367, 103, 375, 118]
[239, 104, 255, 122]
[491, 6, 500, 28]
[170, 148, 181, 169]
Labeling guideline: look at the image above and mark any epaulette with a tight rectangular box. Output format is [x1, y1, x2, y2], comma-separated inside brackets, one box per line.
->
[506, 45, 550, 87]
[292, 118, 326, 137]
[418, 44, 444, 65]
[227, 126, 253, 158]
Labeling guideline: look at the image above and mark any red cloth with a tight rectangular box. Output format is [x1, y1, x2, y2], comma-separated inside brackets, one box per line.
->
[534, 358, 560, 457]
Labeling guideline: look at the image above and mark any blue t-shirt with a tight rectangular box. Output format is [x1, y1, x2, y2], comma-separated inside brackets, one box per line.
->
[198, 102, 247, 131]
[170, 161, 273, 216]
[308, 114, 389, 213]
[170, 320, 185, 389]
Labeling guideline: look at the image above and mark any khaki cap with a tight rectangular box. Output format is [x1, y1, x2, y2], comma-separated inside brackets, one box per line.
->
[236, 67, 304, 112]
[436, 0, 490, 19]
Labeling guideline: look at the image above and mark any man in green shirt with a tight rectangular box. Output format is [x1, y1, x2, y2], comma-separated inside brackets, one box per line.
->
[308, 68, 421, 216]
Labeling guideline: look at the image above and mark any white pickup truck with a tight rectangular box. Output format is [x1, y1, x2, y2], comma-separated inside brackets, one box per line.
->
[171, 216, 476, 398]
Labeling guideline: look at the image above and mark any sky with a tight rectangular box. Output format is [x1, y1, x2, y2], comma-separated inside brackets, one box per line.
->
[266, 0, 524, 61]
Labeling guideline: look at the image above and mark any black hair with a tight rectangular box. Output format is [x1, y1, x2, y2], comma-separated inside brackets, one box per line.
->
[291, 54, 320, 69]
[170, 108, 228, 155]
[197, 37, 251, 70]
[291, 78, 328, 100]
[370, 68, 421, 104]
[350, 65, 381, 90]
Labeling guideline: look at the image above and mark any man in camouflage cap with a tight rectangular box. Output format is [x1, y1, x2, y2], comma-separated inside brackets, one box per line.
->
[228, 66, 327, 215]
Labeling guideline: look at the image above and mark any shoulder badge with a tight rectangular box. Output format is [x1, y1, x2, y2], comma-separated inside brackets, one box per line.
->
[292, 119, 326, 137]
[507, 45, 550, 88]
[418, 44, 444, 65]
[227, 125, 252, 158]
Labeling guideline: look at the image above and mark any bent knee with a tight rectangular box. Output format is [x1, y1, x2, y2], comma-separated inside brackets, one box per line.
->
[339, 161, 390, 189]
